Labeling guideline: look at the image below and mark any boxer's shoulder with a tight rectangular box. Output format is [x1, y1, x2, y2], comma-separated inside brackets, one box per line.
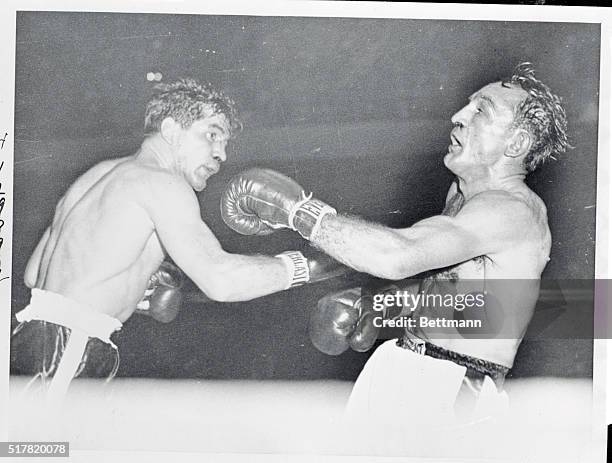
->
[75, 156, 132, 187]
[464, 187, 544, 221]
[454, 190, 542, 248]
[90, 155, 131, 173]
[55, 156, 131, 215]
[461, 190, 530, 220]
[111, 160, 191, 194]
[124, 165, 199, 215]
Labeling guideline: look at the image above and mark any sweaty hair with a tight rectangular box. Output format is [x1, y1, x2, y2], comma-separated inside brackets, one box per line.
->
[144, 78, 240, 136]
[502, 62, 571, 172]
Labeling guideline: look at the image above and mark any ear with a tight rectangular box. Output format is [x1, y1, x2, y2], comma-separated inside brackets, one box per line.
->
[505, 129, 532, 159]
[160, 117, 181, 145]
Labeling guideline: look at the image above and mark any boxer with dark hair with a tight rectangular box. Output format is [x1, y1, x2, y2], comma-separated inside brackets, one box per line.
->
[12, 78, 338, 402]
[221, 63, 570, 424]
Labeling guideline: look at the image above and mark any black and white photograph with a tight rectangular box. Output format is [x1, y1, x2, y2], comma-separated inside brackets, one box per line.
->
[0, 1, 609, 461]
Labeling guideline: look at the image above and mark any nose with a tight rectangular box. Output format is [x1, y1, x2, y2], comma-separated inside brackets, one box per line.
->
[212, 144, 227, 163]
[451, 105, 469, 128]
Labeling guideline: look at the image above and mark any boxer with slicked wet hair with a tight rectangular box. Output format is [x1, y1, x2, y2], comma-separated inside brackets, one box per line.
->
[12, 78, 340, 403]
[221, 63, 570, 425]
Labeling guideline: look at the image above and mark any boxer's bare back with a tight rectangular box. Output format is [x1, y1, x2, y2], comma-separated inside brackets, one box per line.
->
[25, 156, 169, 322]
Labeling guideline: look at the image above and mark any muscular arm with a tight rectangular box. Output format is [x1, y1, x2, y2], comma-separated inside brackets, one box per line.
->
[313, 191, 532, 281]
[142, 174, 289, 302]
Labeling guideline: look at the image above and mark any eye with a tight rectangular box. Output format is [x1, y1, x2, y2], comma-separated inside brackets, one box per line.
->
[205, 132, 218, 142]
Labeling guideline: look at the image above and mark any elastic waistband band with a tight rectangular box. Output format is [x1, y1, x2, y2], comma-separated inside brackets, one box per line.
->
[397, 333, 509, 389]
[15, 289, 123, 347]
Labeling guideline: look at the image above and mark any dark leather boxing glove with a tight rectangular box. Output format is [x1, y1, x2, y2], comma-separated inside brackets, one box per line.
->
[220, 168, 336, 240]
[136, 261, 185, 323]
[310, 286, 402, 355]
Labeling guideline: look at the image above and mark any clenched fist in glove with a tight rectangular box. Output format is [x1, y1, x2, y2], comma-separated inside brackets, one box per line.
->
[309, 286, 403, 355]
[136, 260, 185, 323]
[220, 168, 336, 240]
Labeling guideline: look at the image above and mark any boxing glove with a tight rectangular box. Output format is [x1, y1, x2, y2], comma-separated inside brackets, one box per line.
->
[136, 261, 185, 323]
[220, 168, 336, 240]
[310, 286, 402, 355]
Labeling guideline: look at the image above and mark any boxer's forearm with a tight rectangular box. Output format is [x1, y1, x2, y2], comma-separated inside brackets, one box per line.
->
[195, 254, 290, 302]
[313, 215, 423, 281]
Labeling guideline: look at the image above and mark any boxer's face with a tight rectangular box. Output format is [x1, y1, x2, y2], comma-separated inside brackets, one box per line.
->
[174, 114, 230, 191]
[445, 82, 527, 176]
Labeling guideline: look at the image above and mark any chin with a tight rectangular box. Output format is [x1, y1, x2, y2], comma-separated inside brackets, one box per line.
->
[190, 179, 206, 192]
[190, 174, 209, 192]
[443, 152, 459, 171]
[445, 146, 476, 173]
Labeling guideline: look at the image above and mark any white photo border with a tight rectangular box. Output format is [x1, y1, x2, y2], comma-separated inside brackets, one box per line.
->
[0, 1, 609, 461]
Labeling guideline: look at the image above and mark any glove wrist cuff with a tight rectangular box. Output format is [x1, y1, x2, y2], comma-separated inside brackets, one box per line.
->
[276, 251, 310, 289]
[289, 193, 336, 240]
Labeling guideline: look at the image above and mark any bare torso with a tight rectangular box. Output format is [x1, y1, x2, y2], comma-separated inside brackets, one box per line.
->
[412, 181, 551, 367]
[32, 156, 172, 322]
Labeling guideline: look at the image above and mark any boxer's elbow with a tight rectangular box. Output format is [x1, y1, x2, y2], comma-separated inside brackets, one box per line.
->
[368, 261, 412, 281]
[203, 288, 232, 302]
[184, 264, 227, 302]
[197, 278, 234, 302]
[202, 280, 261, 303]
[373, 268, 408, 281]
[195, 266, 246, 302]
[363, 249, 421, 281]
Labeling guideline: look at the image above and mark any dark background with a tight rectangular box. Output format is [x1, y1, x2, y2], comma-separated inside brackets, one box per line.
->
[11, 12, 599, 379]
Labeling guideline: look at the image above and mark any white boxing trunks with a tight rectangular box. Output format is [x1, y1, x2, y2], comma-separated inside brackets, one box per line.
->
[346, 339, 510, 429]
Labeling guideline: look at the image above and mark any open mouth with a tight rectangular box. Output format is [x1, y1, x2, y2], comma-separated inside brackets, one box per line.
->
[196, 166, 211, 181]
[450, 133, 462, 147]
[197, 165, 218, 178]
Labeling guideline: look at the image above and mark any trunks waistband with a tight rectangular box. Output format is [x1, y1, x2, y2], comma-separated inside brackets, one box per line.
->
[15, 288, 123, 348]
[396, 333, 509, 390]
